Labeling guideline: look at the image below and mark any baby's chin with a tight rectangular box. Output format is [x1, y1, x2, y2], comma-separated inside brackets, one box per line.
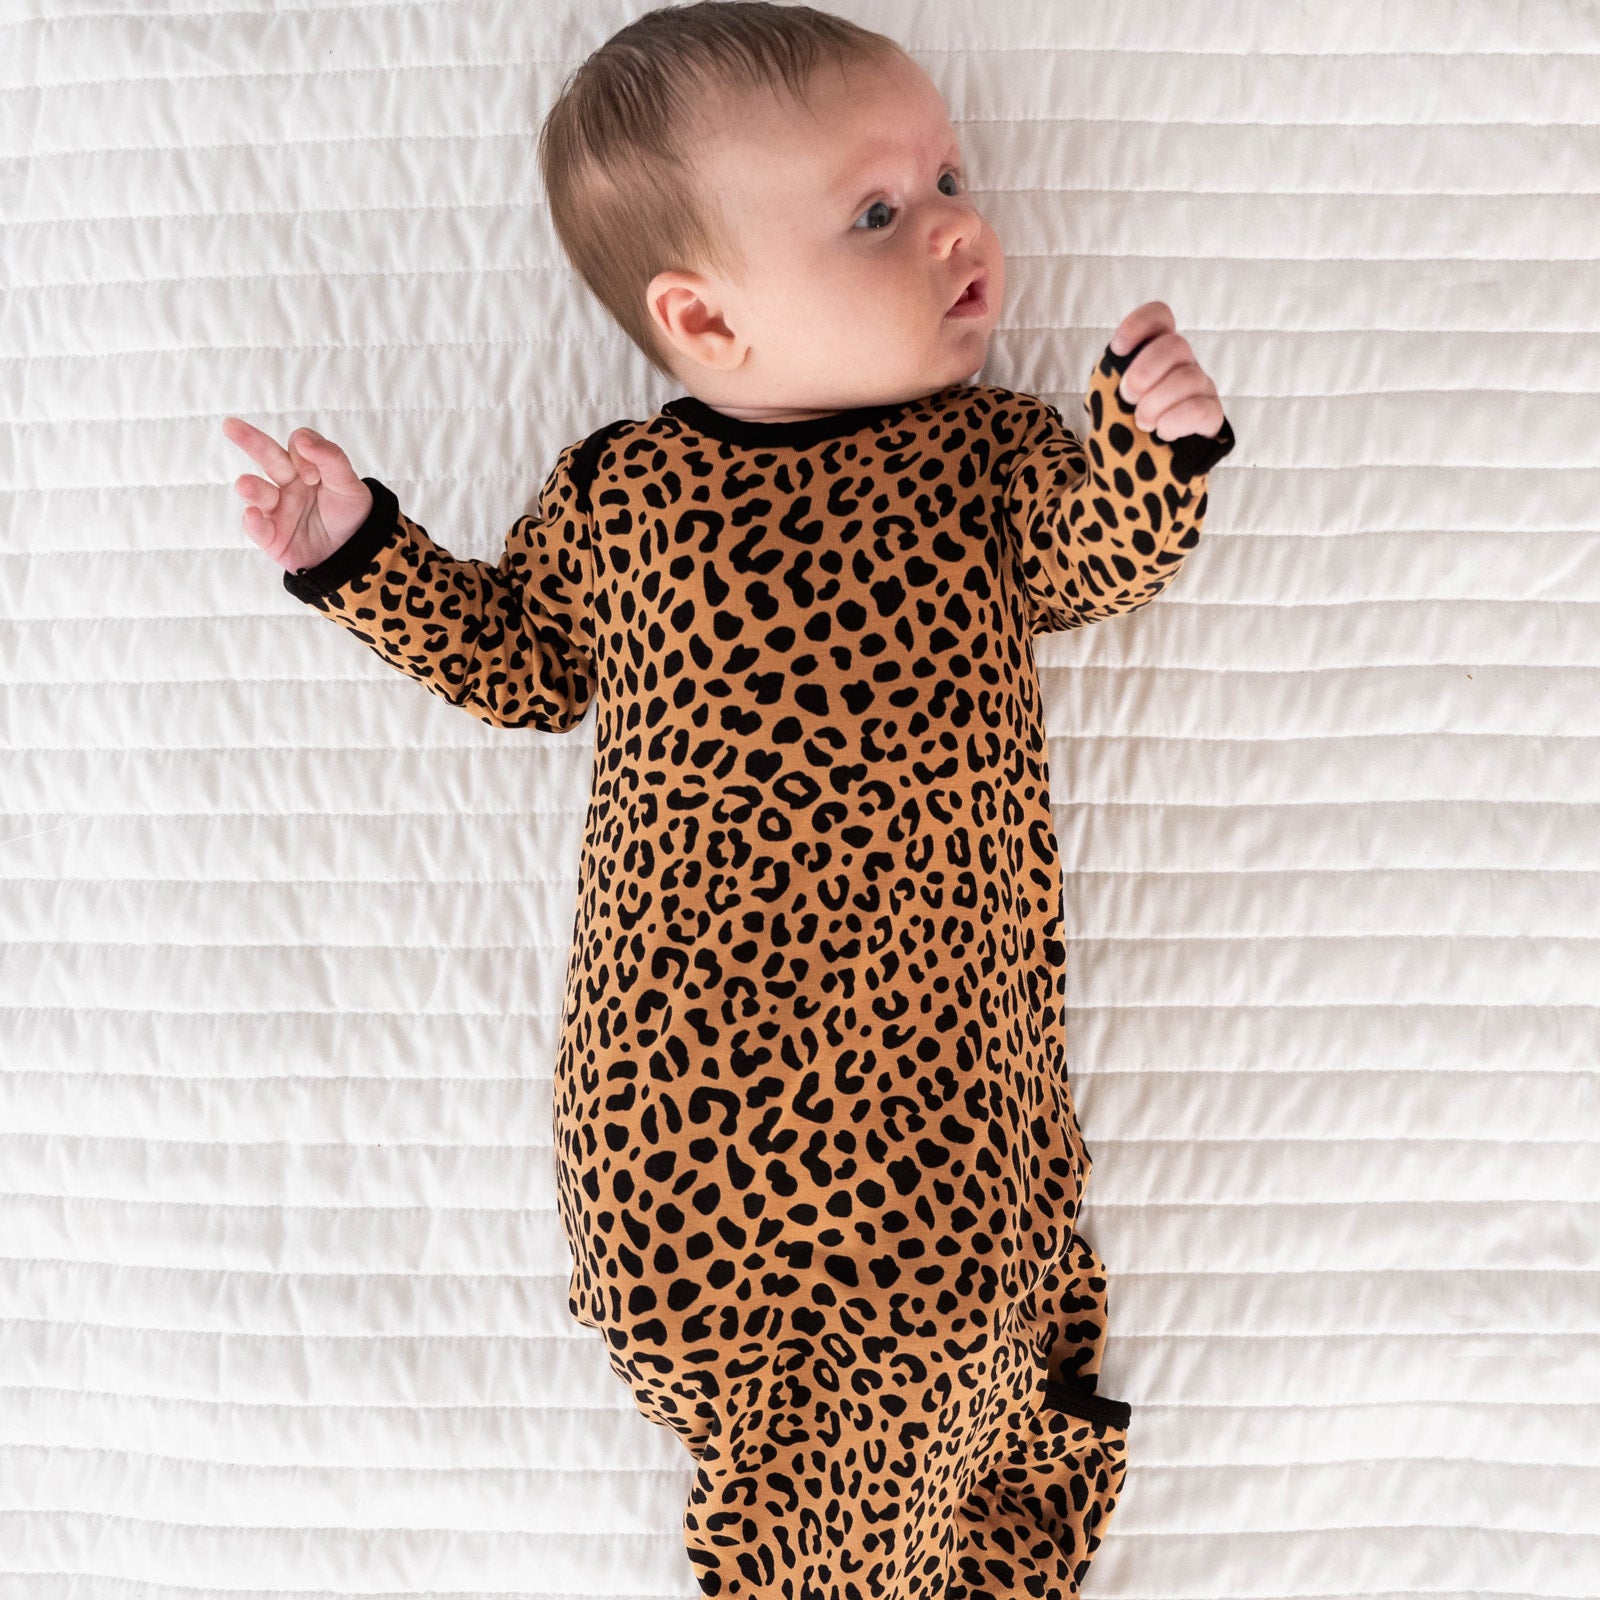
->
[930, 340, 992, 389]
[907, 347, 991, 401]
[888, 336, 994, 400]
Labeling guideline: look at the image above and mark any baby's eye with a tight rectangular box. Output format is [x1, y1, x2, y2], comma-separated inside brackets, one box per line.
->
[852, 170, 965, 231]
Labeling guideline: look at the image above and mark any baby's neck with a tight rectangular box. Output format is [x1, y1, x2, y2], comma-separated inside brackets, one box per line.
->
[680, 387, 948, 425]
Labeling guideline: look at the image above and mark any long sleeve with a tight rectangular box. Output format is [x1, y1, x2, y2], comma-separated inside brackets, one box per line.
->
[1002, 340, 1237, 637]
[281, 439, 598, 732]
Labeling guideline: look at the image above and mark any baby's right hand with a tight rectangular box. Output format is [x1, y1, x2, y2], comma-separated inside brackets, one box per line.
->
[221, 417, 374, 574]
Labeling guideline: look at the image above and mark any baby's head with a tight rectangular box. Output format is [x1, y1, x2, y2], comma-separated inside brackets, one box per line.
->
[538, 1, 1003, 421]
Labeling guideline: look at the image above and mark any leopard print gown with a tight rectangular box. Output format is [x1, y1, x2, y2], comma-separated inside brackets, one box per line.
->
[283, 339, 1236, 1600]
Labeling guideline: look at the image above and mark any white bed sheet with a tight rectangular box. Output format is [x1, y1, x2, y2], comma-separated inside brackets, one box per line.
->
[2, 3, 1596, 1597]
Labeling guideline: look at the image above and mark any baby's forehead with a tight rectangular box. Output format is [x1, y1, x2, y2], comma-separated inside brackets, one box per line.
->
[705, 93, 954, 160]
[688, 56, 956, 186]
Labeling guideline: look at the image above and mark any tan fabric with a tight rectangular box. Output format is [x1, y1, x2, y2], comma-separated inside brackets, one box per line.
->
[284, 341, 1233, 1600]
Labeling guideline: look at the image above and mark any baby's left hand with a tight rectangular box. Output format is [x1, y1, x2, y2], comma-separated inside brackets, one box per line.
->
[1108, 302, 1227, 443]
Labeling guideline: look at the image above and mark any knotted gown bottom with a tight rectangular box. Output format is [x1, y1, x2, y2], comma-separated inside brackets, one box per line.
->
[557, 1002, 1133, 1600]
[672, 1228, 1132, 1600]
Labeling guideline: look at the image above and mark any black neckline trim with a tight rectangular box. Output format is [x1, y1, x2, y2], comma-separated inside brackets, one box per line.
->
[660, 382, 972, 449]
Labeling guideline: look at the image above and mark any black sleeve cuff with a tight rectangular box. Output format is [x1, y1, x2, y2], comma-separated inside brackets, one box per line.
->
[1169, 414, 1236, 482]
[1098, 338, 1237, 484]
[282, 477, 402, 602]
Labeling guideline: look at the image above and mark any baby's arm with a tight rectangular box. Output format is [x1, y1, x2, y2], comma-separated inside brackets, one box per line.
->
[221, 408, 601, 733]
[278, 444, 598, 732]
[1003, 332, 1237, 636]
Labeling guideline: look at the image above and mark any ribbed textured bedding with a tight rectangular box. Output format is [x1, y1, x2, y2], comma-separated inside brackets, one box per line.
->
[2, 4, 1594, 1596]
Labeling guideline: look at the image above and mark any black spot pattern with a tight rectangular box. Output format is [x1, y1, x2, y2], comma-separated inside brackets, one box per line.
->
[283, 341, 1236, 1600]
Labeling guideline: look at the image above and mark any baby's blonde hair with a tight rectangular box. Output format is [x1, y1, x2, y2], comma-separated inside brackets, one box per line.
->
[537, 0, 905, 381]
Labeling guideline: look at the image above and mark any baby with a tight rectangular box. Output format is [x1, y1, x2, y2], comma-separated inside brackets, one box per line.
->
[221, 5, 1234, 1599]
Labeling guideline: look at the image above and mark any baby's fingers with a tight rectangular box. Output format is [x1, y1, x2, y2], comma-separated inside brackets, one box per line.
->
[287, 428, 361, 490]
[229, 471, 283, 542]
[1129, 361, 1216, 436]
[231, 471, 280, 511]
[1150, 393, 1226, 443]
[222, 415, 297, 487]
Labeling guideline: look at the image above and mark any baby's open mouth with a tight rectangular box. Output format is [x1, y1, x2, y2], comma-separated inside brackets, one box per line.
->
[946, 271, 989, 317]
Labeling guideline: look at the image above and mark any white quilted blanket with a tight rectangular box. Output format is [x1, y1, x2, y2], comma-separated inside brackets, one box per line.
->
[3, 3, 1595, 1597]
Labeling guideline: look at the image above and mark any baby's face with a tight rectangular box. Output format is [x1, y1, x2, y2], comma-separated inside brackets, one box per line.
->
[649, 49, 1005, 421]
